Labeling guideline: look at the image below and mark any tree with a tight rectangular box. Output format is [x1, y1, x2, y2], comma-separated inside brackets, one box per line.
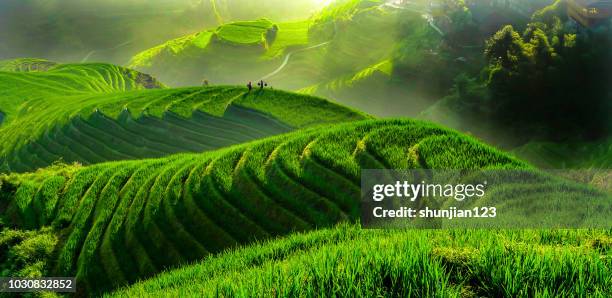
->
[485, 25, 529, 69]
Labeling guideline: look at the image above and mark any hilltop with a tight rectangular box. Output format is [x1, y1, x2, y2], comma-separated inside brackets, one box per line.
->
[0, 61, 368, 172]
[1, 119, 607, 295]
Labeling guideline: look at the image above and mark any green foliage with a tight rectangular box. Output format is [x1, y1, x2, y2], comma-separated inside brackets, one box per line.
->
[0, 228, 57, 278]
[485, 25, 530, 69]
[531, 0, 568, 28]
[108, 225, 612, 297]
[485, 22, 610, 140]
[447, 3, 612, 142]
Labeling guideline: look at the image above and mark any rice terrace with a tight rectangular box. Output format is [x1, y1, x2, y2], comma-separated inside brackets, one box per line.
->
[0, 0, 610, 297]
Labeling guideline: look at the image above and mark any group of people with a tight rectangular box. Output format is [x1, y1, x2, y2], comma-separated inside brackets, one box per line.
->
[201, 79, 271, 92]
[247, 80, 269, 92]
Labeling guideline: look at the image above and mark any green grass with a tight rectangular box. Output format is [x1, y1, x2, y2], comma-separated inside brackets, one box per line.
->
[0, 62, 367, 172]
[108, 224, 611, 297]
[1, 119, 607, 295]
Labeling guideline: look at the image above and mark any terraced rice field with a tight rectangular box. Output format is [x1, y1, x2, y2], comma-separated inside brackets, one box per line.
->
[215, 19, 275, 46]
[3, 119, 606, 295]
[128, 18, 313, 86]
[0, 62, 367, 172]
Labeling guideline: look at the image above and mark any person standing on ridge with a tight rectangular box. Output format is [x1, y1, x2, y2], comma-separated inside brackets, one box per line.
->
[247, 81, 253, 92]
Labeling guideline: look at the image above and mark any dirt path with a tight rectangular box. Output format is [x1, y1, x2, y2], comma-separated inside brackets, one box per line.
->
[260, 0, 444, 81]
[260, 41, 331, 80]
[384, 1, 444, 36]
[81, 40, 133, 63]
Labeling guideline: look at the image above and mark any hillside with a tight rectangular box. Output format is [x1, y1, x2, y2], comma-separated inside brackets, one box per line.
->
[129, 0, 443, 117]
[129, 18, 311, 86]
[0, 62, 164, 125]
[109, 224, 611, 297]
[0, 61, 367, 172]
[1, 119, 607, 295]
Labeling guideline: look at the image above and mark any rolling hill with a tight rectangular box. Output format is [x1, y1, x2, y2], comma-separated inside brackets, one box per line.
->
[0, 61, 367, 172]
[1, 119, 608, 295]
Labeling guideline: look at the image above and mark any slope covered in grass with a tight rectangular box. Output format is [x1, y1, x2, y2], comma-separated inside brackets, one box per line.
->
[216, 19, 275, 45]
[1, 119, 607, 295]
[0, 62, 367, 172]
[0, 62, 164, 124]
[128, 18, 311, 86]
[109, 224, 611, 297]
